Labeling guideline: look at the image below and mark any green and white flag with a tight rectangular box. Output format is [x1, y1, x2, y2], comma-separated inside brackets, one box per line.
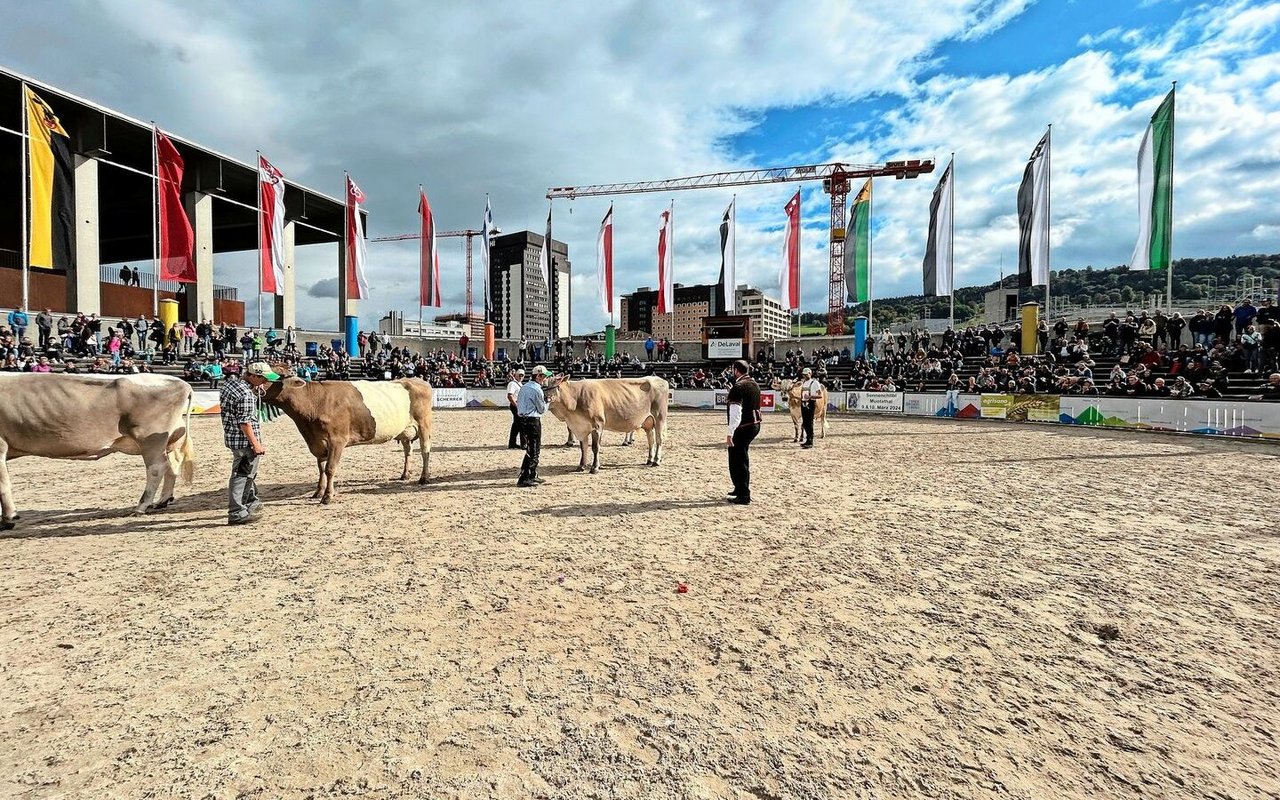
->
[844, 179, 871, 303]
[1130, 89, 1174, 271]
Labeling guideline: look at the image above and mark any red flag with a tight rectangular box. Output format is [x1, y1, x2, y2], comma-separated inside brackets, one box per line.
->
[780, 189, 801, 310]
[258, 154, 286, 294]
[597, 205, 613, 315]
[657, 205, 673, 313]
[418, 189, 441, 307]
[156, 131, 195, 283]
[345, 175, 369, 300]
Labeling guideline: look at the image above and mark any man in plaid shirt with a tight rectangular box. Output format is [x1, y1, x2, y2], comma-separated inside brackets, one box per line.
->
[220, 361, 278, 524]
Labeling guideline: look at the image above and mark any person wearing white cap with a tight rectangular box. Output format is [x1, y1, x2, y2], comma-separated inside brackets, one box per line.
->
[219, 361, 278, 525]
[515, 365, 549, 487]
[799, 367, 822, 449]
[506, 368, 525, 449]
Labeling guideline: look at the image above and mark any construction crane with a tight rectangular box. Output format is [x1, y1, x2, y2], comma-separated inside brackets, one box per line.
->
[547, 159, 934, 335]
[370, 229, 488, 335]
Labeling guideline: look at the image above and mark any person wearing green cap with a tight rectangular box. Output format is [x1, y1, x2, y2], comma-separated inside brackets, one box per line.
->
[220, 361, 278, 524]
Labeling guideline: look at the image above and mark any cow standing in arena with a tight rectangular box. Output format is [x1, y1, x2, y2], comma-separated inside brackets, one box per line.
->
[0, 373, 195, 530]
[783, 379, 828, 443]
[544, 376, 668, 473]
[262, 377, 433, 503]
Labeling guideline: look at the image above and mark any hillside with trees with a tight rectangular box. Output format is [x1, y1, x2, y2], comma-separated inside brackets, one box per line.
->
[797, 253, 1280, 331]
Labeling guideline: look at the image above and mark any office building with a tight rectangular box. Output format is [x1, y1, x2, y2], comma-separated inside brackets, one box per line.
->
[487, 231, 570, 341]
[735, 285, 791, 341]
[619, 282, 722, 339]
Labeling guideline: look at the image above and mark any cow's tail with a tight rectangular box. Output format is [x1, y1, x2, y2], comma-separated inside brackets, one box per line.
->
[177, 397, 196, 485]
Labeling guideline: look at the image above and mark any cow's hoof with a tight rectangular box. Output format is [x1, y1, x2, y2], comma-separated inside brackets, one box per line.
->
[5, 514, 18, 522]
[320, 495, 333, 505]
[417, 477, 429, 485]
[589, 467, 599, 475]
[132, 509, 149, 517]
[576, 465, 586, 472]
[148, 498, 174, 511]
[1, 520, 14, 531]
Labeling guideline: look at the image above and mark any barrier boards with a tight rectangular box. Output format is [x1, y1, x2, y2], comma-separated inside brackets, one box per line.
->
[189, 385, 1280, 439]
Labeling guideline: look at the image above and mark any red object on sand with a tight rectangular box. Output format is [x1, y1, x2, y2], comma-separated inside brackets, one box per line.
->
[676, 583, 689, 594]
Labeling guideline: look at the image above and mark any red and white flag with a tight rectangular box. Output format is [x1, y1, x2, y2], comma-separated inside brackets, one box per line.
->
[258, 154, 286, 294]
[418, 188, 440, 307]
[345, 174, 369, 300]
[780, 189, 801, 311]
[657, 204, 673, 314]
[156, 131, 195, 282]
[597, 204, 613, 316]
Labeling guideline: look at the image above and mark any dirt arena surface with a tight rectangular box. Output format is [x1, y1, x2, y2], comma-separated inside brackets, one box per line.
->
[1, 410, 1277, 799]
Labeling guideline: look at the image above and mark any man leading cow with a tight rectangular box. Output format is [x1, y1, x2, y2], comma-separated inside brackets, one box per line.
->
[220, 362, 274, 525]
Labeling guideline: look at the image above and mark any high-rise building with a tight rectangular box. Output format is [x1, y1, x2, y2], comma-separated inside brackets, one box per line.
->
[619, 282, 723, 339]
[487, 231, 571, 341]
[735, 285, 791, 340]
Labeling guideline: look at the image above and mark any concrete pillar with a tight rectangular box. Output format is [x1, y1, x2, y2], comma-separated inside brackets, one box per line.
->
[184, 192, 214, 323]
[71, 155, 101, 316]
[273, 221, 296, 329]
[337, 238, 357, 332]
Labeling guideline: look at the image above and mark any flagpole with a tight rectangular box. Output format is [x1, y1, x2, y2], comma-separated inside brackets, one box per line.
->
[255, 150, 263, 331]
[948, 153, 955, 331]
[1045, 125, 1052, 323]
[669, 200, 675, 343]
[18, 82, 29, 313]
[484, 193, 491, 326]
[868, 180, 875, 341]
[418, 183, 424, 338]
[1167, 81, 1176, 312]
[151, 122, 160, 319]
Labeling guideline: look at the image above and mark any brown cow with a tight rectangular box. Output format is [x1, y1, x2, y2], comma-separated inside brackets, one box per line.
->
[262, 377, 433, 503]
[543, 376, 668, 473]
[782, 379, 828, 442]
[0, 373, 195, 529]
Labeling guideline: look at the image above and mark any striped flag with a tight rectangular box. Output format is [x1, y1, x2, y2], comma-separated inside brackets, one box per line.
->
[258, 154, 286, 294]
[780, 190, 800, 311]
[1017, 130, 1051, 288]
[844, 179, 871, 303]
[538, 203, 552, 294]
[156, 131, 195, 282]
[597, 204, 613, 315]
[923, 159, 954, 297]
[481, 197, 493, 315]
[418, 188, 441, 307]
[345, 175, 370, 300]
[1130, 89, 1175, 271]
[25, 87, 74, 270]
[718, 199, 736, 314]
[657, 205, 674, 313]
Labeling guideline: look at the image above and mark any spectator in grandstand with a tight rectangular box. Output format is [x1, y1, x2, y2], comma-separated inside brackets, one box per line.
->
[1241, 325, 1263, 373]
[1214, 304, 1234, 345]
[1138, 314, 1156, 347]
[1234, 299, 1257, 336]
[1248, 373, 1280, 401]
[1166, 312, 1186, 348]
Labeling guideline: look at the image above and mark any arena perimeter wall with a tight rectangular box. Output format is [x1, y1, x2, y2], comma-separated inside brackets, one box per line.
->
[187, 388, 1280, 441]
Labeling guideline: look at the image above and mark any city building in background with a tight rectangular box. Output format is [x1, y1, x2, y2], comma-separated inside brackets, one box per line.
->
[735, 285, 791, 340]
[620, 282, 723, 339]
[487, 230, 570, 342]
[377, 310, 467, 340]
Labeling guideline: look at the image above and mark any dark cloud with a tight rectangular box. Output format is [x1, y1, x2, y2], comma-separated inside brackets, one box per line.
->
[308, 277, 340, 298]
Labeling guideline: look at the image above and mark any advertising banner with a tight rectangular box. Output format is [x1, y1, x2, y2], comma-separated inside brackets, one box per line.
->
[432, 387, 467, 408]
[1005, 394, 1061, 422]
[707, 339, 743, 360]
[980, 394, 1011, 419]
[712, 390, 775, 411]
[845, 391, 904, 413]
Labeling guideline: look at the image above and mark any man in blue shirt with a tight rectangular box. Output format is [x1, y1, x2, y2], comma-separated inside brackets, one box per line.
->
[516, 364, 548, 487]
[7, 308, 29, 343]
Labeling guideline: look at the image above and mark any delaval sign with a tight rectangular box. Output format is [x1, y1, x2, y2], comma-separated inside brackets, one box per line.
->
[707, 338, 744, 360]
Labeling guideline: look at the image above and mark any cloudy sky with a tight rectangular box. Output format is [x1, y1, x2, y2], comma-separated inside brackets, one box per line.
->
[4, 0, 1278, 332]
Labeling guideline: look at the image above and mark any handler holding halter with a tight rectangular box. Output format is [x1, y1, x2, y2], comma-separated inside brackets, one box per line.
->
[799, 367, 823, 449]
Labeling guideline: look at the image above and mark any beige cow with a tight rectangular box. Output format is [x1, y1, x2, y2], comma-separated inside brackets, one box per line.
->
[544, 376, 669, 473]
[0, 373, 195, 530]
[782, 379, 829, 443]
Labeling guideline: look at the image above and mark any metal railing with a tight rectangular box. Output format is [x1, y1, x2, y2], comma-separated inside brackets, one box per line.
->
[99, 265, 238, 300]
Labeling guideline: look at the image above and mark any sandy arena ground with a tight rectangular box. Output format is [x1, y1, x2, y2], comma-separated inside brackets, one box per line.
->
[1, 410, 1278, 799]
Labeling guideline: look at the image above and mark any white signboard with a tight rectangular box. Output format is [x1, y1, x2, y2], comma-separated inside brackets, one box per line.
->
[707, 339, 743, 360]
[845, 391, 904, 413]
[432, 388, 468, 408]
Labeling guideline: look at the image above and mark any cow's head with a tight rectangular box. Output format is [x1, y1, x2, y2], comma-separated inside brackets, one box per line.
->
[260, 375, 306, 406]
